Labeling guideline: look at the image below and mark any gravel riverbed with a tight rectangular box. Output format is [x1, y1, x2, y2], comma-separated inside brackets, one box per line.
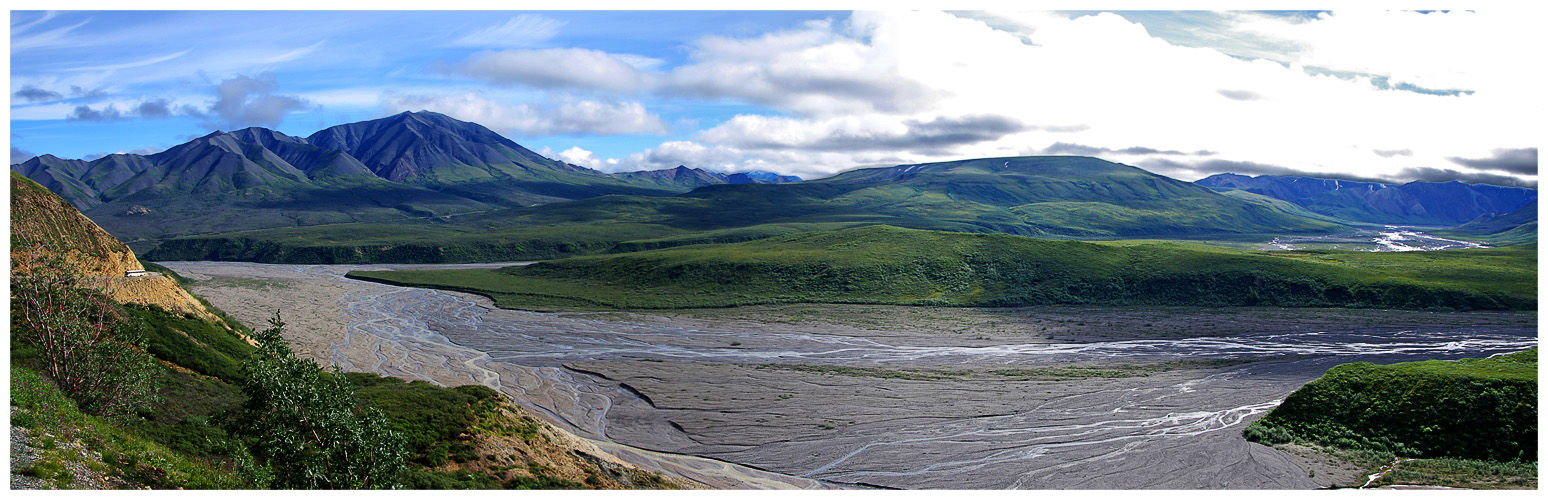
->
[164, 261, 1537, 490]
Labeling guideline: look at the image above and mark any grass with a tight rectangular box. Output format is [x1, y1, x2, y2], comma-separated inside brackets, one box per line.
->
[122, 302, 256, 381]
[348, 225, 1535, 311]
[1372, 457, 1536, 489]
[10, 364, 256, 489]
[1245, 348, 1536, 462]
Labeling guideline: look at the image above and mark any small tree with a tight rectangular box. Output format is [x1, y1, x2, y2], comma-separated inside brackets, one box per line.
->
[226, 315, 408, 489]
[10, 261, 160, 417]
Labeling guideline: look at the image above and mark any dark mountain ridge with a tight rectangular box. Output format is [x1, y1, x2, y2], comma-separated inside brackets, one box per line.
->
[10, 111, 692, 243]
[1196, 173, 1537, 226]
[608, 165, 803, 189]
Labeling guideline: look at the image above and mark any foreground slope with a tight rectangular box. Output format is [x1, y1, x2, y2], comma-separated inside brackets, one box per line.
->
[147, 156, 1348, 264]
[9, 174, 692, 490]
[348, 225, 1534, 311]
[10, 172, 229, 323]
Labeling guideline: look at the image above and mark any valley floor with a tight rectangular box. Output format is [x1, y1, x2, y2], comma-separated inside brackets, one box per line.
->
[162, 261, 1537, 489]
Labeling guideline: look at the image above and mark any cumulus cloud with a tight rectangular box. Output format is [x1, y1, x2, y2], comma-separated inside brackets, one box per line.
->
[1397, 166, 1535, 187]
[1447, 148, 1537, 176]
[12, 146, 37, 164]
[699, 114, 1027, 153]
[205, 72, 311, 129]
[13, 86, 62, 102]
[455, 48, 655, 93]
[450, 14, 565, 48]
[135, 98, 173, 118]
[667, 18, 938, 116]
[615, 141, 748, 172]
[385, 91, 666, 136]
[447, 16, 936, 117]
[1042, 142, 1205, 157]
[67, 104, 125, 122]
[64, 97, 206, 122]
[535, 146, 612, 171]
[1138, 158, 1321, 181]
[69, 86, 108, 99]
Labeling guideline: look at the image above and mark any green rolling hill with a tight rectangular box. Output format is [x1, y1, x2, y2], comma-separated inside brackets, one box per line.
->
[146, 156, 1349, 263]
[346, 225, 1535, 311]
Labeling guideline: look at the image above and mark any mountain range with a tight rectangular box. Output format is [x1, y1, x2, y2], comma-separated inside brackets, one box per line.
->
[14, 111, 1536, 264]
[143, 155, 1357, 264]
[10, 111, 797, 243]
[1195, 173, 1536, 227]
[606, 165, 801, 190]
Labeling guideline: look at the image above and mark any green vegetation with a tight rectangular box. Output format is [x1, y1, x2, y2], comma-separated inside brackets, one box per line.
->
[344, 374, 514, 467]
[10, 365, 256, 489]
[145, 156, 1349, 264]
[225, 317, 409, 489]
[122, 302, 255, 381]
[349, 225, 1535, 311]
[1370, 457, 1537, 489]
[1433, 204, 1539, 247]
[11, 263, 161, 417]
[1245, 349, 1536, 462]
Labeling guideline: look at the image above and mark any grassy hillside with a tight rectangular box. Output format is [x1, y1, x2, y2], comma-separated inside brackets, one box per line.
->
[10, 170, 683, 490]
[1433, 202, 1539, 247]
[347, 225, 1535, 311]
[1245, 349, 1536, 462]
[146, 156, 1347, 264]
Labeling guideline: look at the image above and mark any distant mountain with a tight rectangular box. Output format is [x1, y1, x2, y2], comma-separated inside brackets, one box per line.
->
[609, 165, 802, 189]
[149, 156, 1351, 264]
[609, 165, 729, 190]
[1196, 173, 1537, 226]
[728, 170, 801, 184]
[1439, 202, 1538, 246]
[11, 111, 686, 244]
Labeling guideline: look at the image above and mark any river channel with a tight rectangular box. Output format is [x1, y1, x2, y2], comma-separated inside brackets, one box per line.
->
[163, 261, 1537, 489]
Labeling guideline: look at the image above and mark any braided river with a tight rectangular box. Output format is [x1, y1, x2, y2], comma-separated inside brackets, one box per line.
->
[164, 261, 1536, 489]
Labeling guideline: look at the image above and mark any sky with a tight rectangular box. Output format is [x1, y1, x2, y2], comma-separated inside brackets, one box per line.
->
[8, 6, 1544, 186]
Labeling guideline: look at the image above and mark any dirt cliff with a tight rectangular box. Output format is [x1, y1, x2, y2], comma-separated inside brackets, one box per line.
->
[11, 172, 225, 325]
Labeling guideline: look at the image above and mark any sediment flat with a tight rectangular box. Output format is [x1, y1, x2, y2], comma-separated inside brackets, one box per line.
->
[164, 261, 1537, 489]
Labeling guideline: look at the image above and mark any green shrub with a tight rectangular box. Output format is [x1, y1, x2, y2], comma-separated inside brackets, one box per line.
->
[11, 263, 161, 416]
[1247, 349, 1537, 462]
[224, 316, 409, 489]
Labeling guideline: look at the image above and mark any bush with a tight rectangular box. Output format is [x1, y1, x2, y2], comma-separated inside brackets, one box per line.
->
[224, 315, 409, 489]
[1247, 349, 1537, 462]
[11, 262, 161, 417]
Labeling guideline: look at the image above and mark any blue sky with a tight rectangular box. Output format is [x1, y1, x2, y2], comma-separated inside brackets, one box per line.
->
[9, 9, 1542, 185]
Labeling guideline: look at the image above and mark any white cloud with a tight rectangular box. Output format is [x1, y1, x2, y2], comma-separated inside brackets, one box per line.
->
[567, 9, 1541, 185]
[544, 146, 608, 170]
[384, 90, 666, 136]
[455, 48, 656, 93]
[666, 17, 937, 116]
[450, 14, 565, 48]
